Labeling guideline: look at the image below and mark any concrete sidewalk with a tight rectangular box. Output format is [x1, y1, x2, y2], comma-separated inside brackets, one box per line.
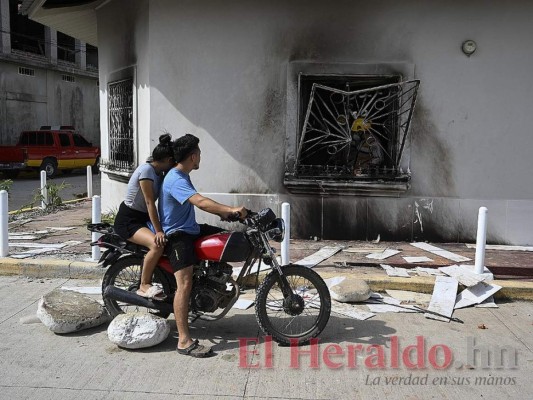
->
[0, 277, 532, 400]
[2, 200, 533, 300]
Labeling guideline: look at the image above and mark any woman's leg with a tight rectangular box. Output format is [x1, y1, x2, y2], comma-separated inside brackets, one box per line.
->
[129, 227, 164, 293]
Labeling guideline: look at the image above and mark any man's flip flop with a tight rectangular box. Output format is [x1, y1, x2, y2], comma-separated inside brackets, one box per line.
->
[136, 286, 167, 301]
[177, 340, 213, 358]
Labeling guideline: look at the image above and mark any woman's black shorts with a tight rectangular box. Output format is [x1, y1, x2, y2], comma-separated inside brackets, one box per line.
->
[113, 202, 150, 240]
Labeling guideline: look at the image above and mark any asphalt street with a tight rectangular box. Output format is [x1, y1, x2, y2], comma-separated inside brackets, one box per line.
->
[0, 277, 532, 400]
[3, 170, 101, 211]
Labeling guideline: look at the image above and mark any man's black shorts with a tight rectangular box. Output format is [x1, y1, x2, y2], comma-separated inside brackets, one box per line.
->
[166, 224, 224, 272]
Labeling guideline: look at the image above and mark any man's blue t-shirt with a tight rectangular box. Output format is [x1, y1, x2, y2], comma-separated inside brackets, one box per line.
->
[159, 168, 200, 235]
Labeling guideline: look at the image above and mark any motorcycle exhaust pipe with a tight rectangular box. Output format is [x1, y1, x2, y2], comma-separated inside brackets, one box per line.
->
[104, 286, 174, 315]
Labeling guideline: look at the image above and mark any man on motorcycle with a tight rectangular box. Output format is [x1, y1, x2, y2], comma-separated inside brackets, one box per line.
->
[158, 134, 247, 357]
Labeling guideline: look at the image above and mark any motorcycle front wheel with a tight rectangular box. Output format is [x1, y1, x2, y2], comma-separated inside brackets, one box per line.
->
[255, 264, 331, 346]
[102, 256, 171, 318]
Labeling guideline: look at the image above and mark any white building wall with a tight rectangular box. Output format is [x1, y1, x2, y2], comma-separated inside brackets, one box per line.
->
[97, 0, 533, 244]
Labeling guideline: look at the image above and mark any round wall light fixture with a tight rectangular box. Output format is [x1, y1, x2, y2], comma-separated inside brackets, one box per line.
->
[461, 40, 477, 56]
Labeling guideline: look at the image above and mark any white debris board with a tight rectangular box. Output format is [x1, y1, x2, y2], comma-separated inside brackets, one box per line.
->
[403, 256, 433, 263]
[454, 282, 502, 309]
[366, 249, 400, 260]
[233, 299, 254, 310]
[296, 246, 342, 268]
[366, 303, 417, 313]
[8, 242, 65, 249]
[425, 276, 459, 322]
[475, 296, 498, 308]
[438, 265, 486, 287]
[332, 303, 375, 320]
[380, 264, 411, 278]
[385, 290, 432, 304]
[413, 267, 444, 276]
[343, 247, 385, 253]
[410, 242, 471, 262]
[465, 244, 533, 252]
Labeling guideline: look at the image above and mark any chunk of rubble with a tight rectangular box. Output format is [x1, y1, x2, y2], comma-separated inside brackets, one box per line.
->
[37, 289, 110, 333]
[107, 312, 170, 349]
[329, 277, 371, 303]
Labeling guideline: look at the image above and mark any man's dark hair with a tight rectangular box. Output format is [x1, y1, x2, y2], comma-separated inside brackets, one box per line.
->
[173, 134, 200, 163]
[152, 133, 174, 162]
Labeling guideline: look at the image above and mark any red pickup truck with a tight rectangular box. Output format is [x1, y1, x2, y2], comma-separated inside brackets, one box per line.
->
[0, 127, 100, 178]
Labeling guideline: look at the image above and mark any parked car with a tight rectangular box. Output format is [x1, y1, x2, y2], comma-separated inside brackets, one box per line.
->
[0, 126, 100, 178]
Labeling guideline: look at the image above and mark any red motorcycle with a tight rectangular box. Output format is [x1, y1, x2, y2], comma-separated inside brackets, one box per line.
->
[88, 208, 331, 345]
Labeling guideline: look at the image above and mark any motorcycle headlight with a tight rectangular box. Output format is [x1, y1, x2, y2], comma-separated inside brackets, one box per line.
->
[266, 218, 285, 243]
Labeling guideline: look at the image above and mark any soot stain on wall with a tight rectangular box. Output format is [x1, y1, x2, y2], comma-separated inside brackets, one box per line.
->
[366, 198, 413, 242]
[322, 197, 367, 240]
[290, 196, 322, 239]
[409, 104, 456, 198]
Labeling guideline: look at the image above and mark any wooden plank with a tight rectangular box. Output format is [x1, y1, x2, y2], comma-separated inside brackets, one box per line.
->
[425, 276, 459, 322]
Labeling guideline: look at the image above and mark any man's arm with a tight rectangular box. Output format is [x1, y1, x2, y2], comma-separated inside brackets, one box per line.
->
[188, 194, 246, 220]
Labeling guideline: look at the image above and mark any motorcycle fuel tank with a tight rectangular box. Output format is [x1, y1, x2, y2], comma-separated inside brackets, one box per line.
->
[194, 232, 252, 262]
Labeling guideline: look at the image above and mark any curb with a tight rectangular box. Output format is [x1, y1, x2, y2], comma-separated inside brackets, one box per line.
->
[0, 257, 104, 280]
[241, 268, 533, 302]
[8, 197, 89, 215]
[1, 258, 532, 301]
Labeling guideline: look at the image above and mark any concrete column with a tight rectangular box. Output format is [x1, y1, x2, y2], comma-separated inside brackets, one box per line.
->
[45, 27, 57, 64]
[0, 0, 11, 54]
[75, 39, 86, 70]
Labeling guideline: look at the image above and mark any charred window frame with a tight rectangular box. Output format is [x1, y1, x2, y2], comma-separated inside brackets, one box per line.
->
[9, 0, 45, 56]
[107, 78, 135, 172]
[285, 73, 419, 195]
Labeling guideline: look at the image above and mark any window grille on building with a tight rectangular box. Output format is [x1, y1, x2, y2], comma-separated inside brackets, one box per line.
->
[18, 67, 35, 76]
[291, 75, 419, 184]
[62, 74, 75, 83]
[108, 78, 134, 172]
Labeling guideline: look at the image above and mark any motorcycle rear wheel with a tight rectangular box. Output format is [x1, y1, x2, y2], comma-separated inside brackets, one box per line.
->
[102, 256, 172, 318]
[255, 264, 331, 346]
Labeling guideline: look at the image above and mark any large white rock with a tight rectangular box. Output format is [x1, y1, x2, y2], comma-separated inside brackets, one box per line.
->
[329, 278, 371, 303]
[107, 312, 170, 349]
[37, 289, 110, 333]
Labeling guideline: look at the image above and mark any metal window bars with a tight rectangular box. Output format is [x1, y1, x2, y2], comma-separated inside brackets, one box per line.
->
[295, 80, 420, 179]
[108, 78, 134, 172]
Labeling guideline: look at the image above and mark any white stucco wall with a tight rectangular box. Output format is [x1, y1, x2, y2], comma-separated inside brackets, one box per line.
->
[96, 0, 533, 244]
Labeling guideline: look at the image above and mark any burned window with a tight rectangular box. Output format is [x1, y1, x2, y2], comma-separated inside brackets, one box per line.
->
[108, 78, 134, 172]
[294, 75, 419, 182]
[10, 0, 45, 56]
[57, 32, 76, 63]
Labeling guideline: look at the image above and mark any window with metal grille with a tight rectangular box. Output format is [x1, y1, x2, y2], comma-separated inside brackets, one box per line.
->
[18, 67, 35, 76]
[62, 74, 75, 83]
[290, 75, 419, 186]
[108, 78, 134, 172]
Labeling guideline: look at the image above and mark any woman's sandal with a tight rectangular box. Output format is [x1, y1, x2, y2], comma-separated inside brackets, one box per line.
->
[177, 339, 213, 358]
